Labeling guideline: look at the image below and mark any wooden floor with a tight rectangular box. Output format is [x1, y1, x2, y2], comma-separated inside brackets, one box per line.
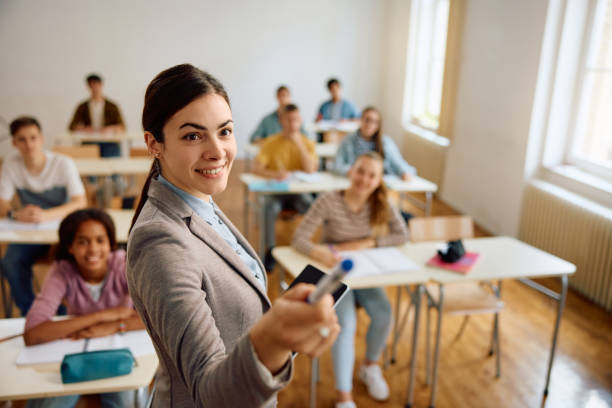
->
[4, 159, 612, 408]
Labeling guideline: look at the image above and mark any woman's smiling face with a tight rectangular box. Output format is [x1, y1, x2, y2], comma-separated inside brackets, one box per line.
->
[149, 93, 236, 201]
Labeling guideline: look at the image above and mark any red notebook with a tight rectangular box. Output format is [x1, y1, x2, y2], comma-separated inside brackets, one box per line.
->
[426, 252, 480, 275]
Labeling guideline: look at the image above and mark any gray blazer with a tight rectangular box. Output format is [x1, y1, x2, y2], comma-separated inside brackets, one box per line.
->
[127, 179, 292, 407]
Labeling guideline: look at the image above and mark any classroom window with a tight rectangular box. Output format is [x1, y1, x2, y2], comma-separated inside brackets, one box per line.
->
[404, 0, 450, 131]
[567, 0, 612, 179]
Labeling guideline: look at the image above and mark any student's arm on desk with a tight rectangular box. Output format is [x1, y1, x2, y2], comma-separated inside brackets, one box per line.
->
[39, 195, 87, 223]
[292, 194, 339, 268]
[0, 160, 16, 217]
[24, 307, 136, 345]
[70, 312, 144, 340]
[383, 136, 417, 180]
[24, 264, 137, 345]
[333, 238, 376, 252]
[376, 203, 409, 247]
[332, 135, 355, 176]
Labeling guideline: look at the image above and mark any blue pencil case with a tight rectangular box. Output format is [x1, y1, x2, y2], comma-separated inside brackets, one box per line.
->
[60, 348, 135, 383]
[249, 181, 290, 192]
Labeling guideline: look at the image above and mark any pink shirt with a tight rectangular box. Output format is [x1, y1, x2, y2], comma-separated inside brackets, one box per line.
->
[25, 250, 132, 331]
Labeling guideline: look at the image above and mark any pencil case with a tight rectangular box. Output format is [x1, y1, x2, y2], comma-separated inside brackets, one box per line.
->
[60, 348, 135, 383]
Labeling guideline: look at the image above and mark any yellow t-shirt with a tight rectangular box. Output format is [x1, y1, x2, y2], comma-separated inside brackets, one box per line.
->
[255, 133, 317, 171]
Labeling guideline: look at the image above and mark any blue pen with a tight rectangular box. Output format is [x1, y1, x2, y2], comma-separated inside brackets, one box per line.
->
[307, 259, 353, 304]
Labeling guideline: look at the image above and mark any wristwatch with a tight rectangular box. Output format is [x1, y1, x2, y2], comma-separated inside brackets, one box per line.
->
[7, 210, 15, 220]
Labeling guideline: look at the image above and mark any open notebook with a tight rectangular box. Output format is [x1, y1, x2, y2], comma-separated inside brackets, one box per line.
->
[340, 247, 421, 278]
[16, 330, 155, 366]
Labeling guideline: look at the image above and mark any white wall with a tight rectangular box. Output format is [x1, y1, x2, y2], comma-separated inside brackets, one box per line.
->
[440, 0, 549, 236]
[0, 0, 386, 157]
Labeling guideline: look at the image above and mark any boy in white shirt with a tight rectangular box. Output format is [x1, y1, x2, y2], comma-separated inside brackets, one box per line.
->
[0, 116, 86, 315]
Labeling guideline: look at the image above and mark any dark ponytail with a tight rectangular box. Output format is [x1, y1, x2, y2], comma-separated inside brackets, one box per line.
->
[361, 106, 385, 160]
[130, 64, 230, 232]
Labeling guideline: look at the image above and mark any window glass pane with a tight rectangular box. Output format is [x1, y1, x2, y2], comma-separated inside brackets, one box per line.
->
[409, 0, 450, 130]
[571, 0, 612, 170]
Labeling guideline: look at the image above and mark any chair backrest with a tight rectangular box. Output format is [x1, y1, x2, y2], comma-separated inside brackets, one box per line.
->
[129, 147, 150, 157]
[408, 216, 474, 242]
[53, 145, 100, 158]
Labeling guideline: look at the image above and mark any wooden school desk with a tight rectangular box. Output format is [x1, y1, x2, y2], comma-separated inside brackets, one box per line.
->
[244, 142, 339, 162]
[73, 158, 152, 177]
[271, 246, 430, 408]
[307, 121, 360, 143]
[0, 318, 158, 402]
[241, 173, 439, 257]
[401, 236, 575, 407]
[56, 131, 143, 158]
[272, 237, 575, 408]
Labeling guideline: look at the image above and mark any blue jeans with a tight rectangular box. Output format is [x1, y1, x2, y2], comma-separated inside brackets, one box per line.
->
[262, 194, 312, 250]
[331, 288, 392, 392]
[2, 244, 50, 316]
[26, 390, 135, 408]
[83, 141, 121, 158]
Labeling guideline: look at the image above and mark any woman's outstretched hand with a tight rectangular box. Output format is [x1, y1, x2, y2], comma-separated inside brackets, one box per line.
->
[249, 283, 340, 374]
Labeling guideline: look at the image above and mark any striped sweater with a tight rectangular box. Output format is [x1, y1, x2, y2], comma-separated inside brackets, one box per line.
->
[292, 191, 409, 255]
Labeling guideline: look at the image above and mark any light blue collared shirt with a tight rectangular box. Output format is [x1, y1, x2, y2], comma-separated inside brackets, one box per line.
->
[158, 175, 266, 290]
[333, 130, 418, 177]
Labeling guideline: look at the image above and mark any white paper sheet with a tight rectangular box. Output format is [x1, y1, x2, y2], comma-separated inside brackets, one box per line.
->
[341, 247, 421, 278]
[16, 339, 86, 365]
[0, 218, 60, 231]
[86, 330, 156, 357]
[16, 330, 155, 365]
[289, 171, 323, 183]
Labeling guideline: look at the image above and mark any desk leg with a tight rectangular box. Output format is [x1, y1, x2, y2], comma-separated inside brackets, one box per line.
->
[388, 285, 403, 366]
[405, 284, 423, 408]
[258, 195, 267, 259]
[0, 263, 11, 318]
[425, 192, 432, 216]
[428, 284, 444, 408]
[102, 175, 113, 208]
[544, 274, 568, 397]
[310, 357, 319, 408]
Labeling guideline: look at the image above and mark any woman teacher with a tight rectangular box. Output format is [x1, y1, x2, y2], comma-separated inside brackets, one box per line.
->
[127, 64, 339, 407]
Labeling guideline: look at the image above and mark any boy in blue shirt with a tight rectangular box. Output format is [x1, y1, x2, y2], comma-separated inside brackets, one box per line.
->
[250, 85, 306, 143]
[316, 78, 359, 122]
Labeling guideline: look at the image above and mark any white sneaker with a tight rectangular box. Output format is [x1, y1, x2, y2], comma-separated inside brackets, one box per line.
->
[358, 364, 390, 401]
[335, 401, 357, 408]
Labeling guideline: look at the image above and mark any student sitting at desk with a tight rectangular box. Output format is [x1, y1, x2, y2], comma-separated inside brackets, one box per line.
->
[292, 152, 409, 408]
[250, 85, 307, 143]
[24, 208, 145, 408]
[68, 73, 125, 157]
[334, 106, 417, 181]
[316, 78, 359, 122]
[253, 103, 318, 270]
[0, 116, 87, 316]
